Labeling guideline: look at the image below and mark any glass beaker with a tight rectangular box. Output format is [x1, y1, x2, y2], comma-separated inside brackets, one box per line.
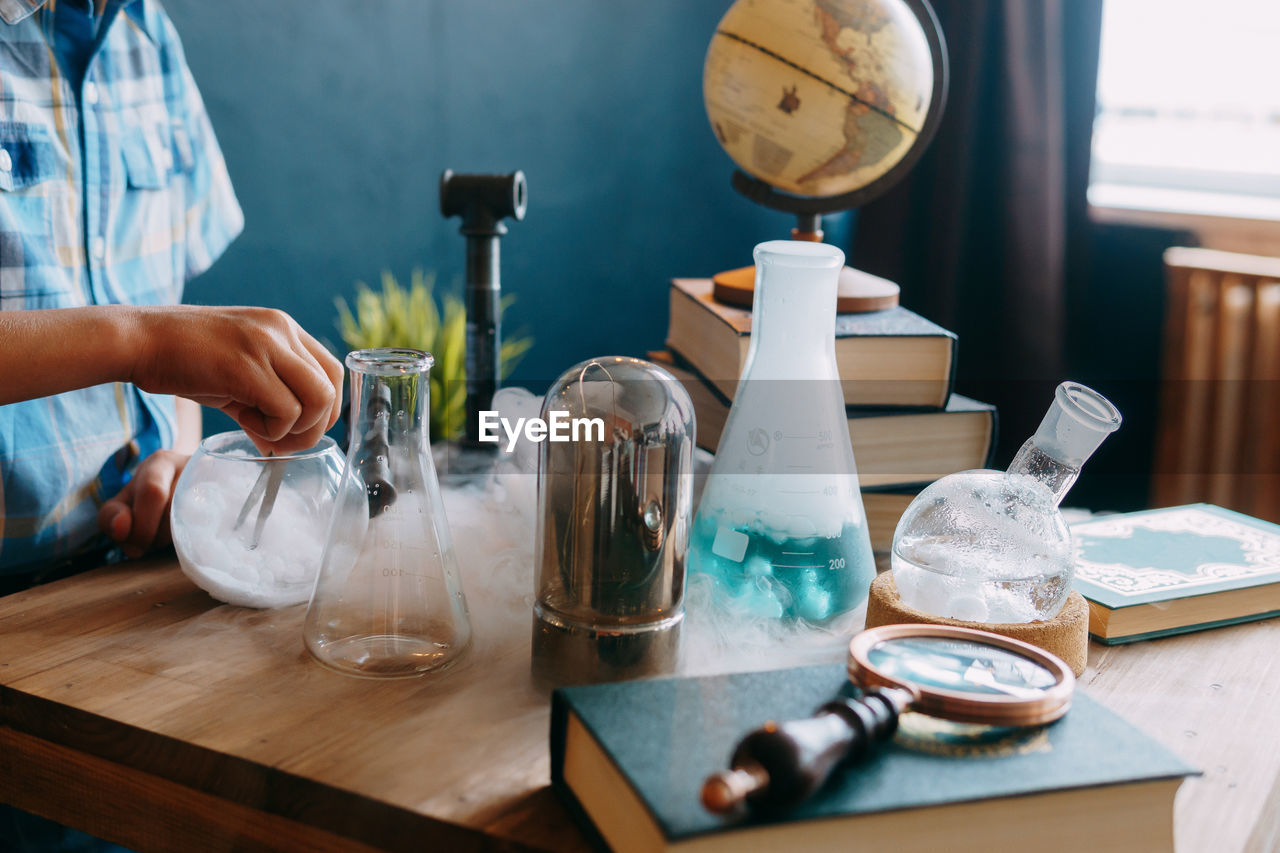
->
[689, 241, 876, 623]
[304, 348, 472, 678]
[171, 431, 344, 609]
[891, 382, 1122, 623]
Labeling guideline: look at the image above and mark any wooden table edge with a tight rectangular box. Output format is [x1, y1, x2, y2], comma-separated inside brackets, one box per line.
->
[0, 688, 552, 853]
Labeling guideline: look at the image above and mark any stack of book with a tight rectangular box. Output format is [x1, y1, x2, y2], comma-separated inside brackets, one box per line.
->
[661, 276, 997, 551]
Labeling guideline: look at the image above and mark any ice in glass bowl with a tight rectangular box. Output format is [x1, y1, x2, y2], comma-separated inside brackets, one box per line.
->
[170, 431, 346, 608]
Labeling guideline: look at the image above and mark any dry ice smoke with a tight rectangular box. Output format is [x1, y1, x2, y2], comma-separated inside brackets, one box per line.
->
[446, 388, 857, 679]
[171, 387, 857, 676]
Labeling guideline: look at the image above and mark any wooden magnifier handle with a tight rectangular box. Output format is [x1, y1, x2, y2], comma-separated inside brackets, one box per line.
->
[701, 688, 913, 814]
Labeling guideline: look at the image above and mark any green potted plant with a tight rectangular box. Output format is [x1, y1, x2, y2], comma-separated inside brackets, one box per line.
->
[334, 269, 533, 441]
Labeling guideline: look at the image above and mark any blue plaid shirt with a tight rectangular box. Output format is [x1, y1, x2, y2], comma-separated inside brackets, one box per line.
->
[0, 0, 242, 572]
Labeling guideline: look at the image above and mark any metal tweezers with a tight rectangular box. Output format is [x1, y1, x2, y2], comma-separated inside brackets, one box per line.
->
[233, 457, 285, 549]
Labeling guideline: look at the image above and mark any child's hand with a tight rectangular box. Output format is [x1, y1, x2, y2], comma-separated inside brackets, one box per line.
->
[128, 306, 344, 456]
[97, 450, 188, 559]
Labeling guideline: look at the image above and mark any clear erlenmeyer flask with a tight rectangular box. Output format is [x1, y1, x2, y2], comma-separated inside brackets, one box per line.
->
[304, 348, 472, 677]
[689, 241, 876, 623]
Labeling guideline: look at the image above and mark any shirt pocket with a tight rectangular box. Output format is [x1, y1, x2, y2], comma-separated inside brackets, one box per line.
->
[0, 122, 67, 305]
[0, 122, 58, 192]
[121, 125, 171, 190]
[117, 123, 183, 307]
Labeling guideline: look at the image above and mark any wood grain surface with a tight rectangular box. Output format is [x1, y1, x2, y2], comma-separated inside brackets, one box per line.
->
[1, 556, 1277, 851]
[0, 555, 587, 853]
[1082, 617, 1280, 853]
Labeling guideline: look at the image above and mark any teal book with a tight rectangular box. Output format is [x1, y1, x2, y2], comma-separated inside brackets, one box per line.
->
[551, 665, 1195, 853]
[1071, 504, 1280, 644]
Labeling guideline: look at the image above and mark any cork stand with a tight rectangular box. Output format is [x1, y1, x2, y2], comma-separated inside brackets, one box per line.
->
[864, 572, 1089, 677]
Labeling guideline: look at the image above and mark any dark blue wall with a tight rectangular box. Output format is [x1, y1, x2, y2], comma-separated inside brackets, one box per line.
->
[167, 0, 842, 401]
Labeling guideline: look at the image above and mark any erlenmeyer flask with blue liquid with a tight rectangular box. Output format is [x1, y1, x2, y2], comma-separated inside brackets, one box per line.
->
[689, 241, 875, 623]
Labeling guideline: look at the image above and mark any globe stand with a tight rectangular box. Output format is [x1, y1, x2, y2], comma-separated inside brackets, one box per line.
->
[712, 171, 901, 314]
[707, 0, 950, 314]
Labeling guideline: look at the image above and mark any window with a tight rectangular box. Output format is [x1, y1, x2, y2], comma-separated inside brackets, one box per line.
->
[1089, 0, 1280, 226]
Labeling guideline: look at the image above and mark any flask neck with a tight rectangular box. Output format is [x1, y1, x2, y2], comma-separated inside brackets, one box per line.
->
[1006, 381, 1123, 507]
[745, 241, 843, 376]
[346, 349, 433, 442]
[1006, 439, 1079, 506]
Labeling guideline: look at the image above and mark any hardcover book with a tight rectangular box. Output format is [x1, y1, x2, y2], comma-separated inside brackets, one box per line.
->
[551, 664, 1195, 853]
[666, 278, 956, 409]
[1071, 503, 1280, 644]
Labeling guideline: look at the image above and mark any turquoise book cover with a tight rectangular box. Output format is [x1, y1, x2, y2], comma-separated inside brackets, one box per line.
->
[551, 664, 1194, 845]
[1071, 504, 1280, 609]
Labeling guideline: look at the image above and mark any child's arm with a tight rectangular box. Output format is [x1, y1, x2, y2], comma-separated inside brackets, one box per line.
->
[0, 304, 342, 455]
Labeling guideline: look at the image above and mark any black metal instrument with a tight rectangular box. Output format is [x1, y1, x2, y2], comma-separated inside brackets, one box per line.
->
[439, 170, 528, 446]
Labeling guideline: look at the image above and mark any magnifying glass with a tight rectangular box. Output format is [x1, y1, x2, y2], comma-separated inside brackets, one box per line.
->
[701, 624, 1075, 814]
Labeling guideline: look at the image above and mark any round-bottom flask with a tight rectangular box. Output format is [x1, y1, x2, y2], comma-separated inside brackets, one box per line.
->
[689, 241, 876, 623]
[892, 381, 1122, 623]
[304, 348, 472, 678]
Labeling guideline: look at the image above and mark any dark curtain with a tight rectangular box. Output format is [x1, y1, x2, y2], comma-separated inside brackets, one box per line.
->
[852, 0, 1105, 464]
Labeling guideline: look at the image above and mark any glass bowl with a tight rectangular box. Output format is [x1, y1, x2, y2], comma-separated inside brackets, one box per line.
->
[170, 431, 345, 608]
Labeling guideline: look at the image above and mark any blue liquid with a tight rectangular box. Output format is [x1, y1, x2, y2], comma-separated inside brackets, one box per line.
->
[688, 515, 875, 623]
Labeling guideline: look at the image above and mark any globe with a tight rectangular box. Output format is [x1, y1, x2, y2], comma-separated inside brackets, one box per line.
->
[703, 0, 942, 201]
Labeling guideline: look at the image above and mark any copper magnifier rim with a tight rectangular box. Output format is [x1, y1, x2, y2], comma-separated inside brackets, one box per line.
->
[848, 624, 1076, 727]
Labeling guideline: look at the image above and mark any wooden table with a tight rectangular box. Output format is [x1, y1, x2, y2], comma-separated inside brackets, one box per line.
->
[1, 557, 1278, 852]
